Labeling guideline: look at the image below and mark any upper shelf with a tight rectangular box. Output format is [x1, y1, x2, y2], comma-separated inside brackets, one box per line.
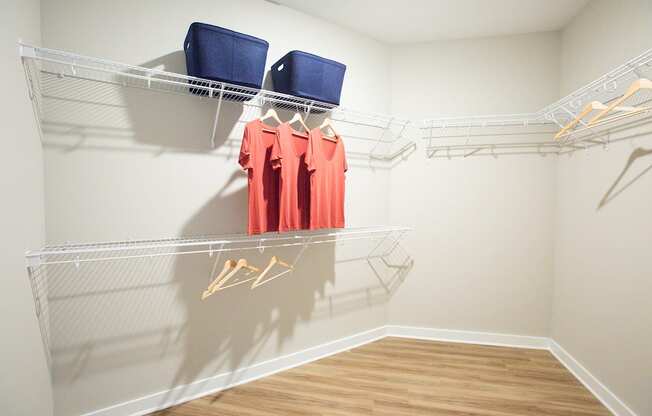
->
[20, 44, 414, 161]
[422, 48, 652, 158]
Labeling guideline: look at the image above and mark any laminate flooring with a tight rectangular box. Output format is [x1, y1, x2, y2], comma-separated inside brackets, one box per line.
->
[150, 337, 610, 416]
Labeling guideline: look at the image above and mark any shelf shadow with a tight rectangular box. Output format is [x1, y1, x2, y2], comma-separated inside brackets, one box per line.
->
[127, 51, 243, 151]
[37, 54, 405, 170]
[43, 170, 411, 413]
[36, 50, 413, 415]
[44, 224, 411, 412]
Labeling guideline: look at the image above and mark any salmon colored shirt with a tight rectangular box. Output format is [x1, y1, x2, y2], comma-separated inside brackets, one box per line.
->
[271, 123, 311, 231]
[239, 119, 280, 235]
[306, 128, 347, 229]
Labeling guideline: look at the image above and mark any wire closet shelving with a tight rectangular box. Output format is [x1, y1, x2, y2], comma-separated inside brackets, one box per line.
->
[20, 44, 415, 162]
[25, 226, 411, 270]
[422, 48, 652, 159]
[25, 226, 412, 365]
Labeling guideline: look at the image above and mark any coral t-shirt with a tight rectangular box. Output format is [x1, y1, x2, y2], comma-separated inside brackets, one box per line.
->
[306, 128, 347, 229]
[271, 123, 311, 231]
[239, 119, 280, 235]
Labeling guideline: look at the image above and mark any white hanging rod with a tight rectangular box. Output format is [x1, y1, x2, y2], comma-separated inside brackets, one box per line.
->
[422, 129, 557, 141]
[539, 48, 652, 118]
[25, 226, 411, 269]
[20, 44, 410, 136]
[34, 65, 407, 148]
[22, 45, 336, 110]
[426, 143, 563, 159]
[35, 63, 405, 133]
[422, 113, 552, 129]
[556, 107, 652, 143]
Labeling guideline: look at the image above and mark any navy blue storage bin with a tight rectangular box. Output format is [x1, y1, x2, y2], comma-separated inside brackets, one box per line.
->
[271, 51, 346, 106]
[184, 22, 268, 98]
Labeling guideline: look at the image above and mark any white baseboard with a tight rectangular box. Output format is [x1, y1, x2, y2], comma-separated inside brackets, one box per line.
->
[80, 326, 636, 416]
[386, 325, 550, 349]
[549, 340, 636, 416]
[82, 326, 387, 416]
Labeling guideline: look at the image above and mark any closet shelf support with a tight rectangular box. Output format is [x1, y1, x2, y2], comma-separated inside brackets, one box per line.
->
[210, 87, 225, 148]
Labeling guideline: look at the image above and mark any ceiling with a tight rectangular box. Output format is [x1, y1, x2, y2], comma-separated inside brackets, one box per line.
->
[272, 0, 590, 44]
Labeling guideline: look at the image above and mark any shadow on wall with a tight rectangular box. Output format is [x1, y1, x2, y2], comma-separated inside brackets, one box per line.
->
[599, 146, 652, 209]
[38, 50, 409, 169]
[46, 234, 411, 412]
[125, 51, 243, 151]
[37, 51, 414, 414]
[595, 127, 652, 209]
[40, 50, 245, 155]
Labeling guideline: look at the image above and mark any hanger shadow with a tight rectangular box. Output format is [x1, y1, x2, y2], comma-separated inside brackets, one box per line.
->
[597, 131, 652, 209]
[598, 147, 652, 209]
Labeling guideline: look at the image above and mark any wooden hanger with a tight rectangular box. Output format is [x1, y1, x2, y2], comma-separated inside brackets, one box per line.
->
[588, 78, 652, 125]
[201, 259, 237, 300]
[202, 258, 260, 299]
[554, 101, 639, 140]
[250, 256, 293, 289]
[259, 108, 282, 132]
[318, 118, 339, 142]
[288, 112, 309, 138]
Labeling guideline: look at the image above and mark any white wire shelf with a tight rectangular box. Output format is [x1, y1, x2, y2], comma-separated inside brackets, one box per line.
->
[422, 48, 652, 158]
[25, 226, 411, 269]
[25, 225, 412, 366]
[20, 44, 414, 161]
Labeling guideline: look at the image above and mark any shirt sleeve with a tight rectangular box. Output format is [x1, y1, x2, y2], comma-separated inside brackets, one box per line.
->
[305, 130, 317, 172]
[238, 126, 252, 170]
[341, 139, 348, 172]
[271, 129, 282, 170]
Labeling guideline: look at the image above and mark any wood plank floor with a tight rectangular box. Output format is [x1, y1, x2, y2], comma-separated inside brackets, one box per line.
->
[150, 337, 610, 416]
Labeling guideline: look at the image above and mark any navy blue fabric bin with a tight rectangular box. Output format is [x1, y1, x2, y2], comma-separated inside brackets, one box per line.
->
[184, 22, 268, 97]
[271, 51, 346, 105]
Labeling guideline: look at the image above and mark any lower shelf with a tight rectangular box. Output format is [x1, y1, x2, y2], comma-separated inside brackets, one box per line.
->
[25, 226, 412, 367]
[25, 226, 411, 269]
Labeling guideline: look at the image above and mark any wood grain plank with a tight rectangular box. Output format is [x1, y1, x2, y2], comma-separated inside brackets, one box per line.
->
[150, 337, 611, 416]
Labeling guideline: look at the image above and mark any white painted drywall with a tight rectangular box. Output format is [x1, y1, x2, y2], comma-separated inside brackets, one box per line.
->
[388, 33, 560, 336]
[553, 1, 652, 415]
[275, 0, 589, 44]
[39, 0, 402, 415]
[0, 0, 53, 415]
[31, 1, 652, 415]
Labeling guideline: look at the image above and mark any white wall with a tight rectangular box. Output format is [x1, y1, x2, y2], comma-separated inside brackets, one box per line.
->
[39, 1, 402, 415]
[30, 1, 652, 415]
[388, 33, 560, 336]
[553, 1, 652, 415]
[0, 0, 53, 415]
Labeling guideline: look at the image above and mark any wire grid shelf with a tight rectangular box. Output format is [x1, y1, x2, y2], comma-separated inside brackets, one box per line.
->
[20, 44, 414, 161]
[25, 226, 411, 364]
[26, 226, 411, 269]
[421, 48, 652, 158]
